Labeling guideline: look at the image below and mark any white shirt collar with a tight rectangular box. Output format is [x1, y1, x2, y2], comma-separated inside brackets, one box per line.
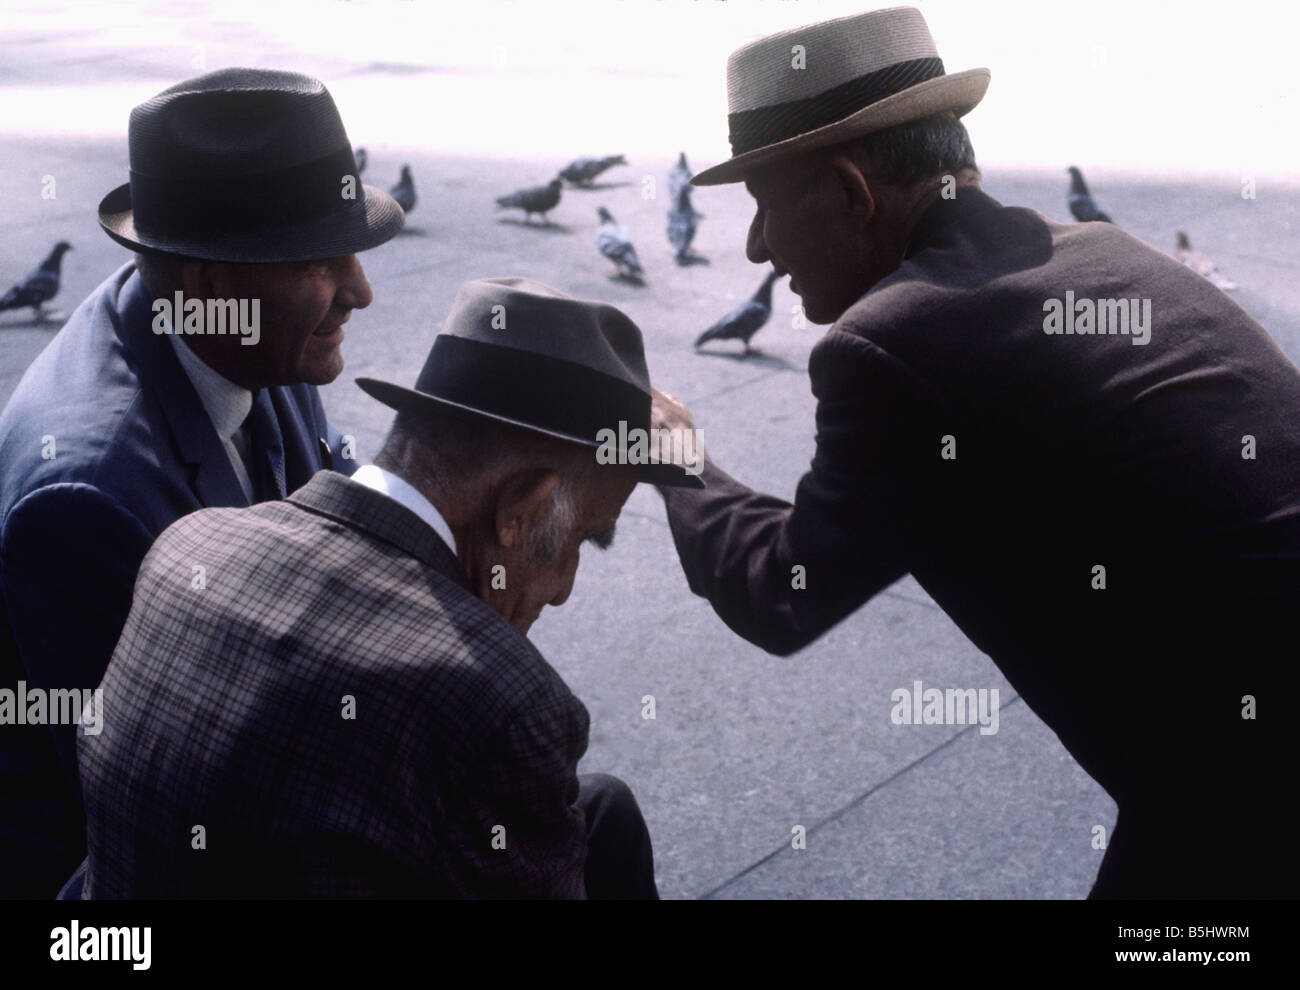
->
[170, 333, 253, 441]
[351, 464, 459, 556]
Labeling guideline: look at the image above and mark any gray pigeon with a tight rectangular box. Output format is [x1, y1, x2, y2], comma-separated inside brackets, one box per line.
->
[353, 147, 367, 174]
[1, 241, 72, 320]
[596, 206, 643, 280]
[667, 151, 692, 201]
[666, 185, 703, 265]
[560, 155, 627, 186]
[694, 270, 781, 354]
[1174, 230, 1237, 291]
[496, 178, 563, 224]
[390, 164, 416, 214]
[1067, 166, 1112, 223]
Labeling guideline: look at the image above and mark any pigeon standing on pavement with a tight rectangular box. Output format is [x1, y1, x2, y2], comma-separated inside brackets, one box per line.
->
[496, 178, 564, 224]
[1066, 166, 1112, 223]
[353, 147, 367, 174]
[667, 151, 692, 201]
[0, 241, 72, 321]
[560, 155, 627, 186]
[1173, 230, 1238, 291]
[596, 206, 644, 281]
[389, 164, 416, 214]
[666, 185, 703, 265]
[694, 269, 781, 354]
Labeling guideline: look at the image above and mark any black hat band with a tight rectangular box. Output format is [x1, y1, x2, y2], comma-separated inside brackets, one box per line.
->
[417, 334, 651, 443]
[128, 145, 360, 238]
[727, 56, 945, 156]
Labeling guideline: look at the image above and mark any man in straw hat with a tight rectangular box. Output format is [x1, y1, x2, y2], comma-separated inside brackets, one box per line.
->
[653, 6, 1299, 897]
[0, 68, 402, 897]
[75, 277, 693, 897]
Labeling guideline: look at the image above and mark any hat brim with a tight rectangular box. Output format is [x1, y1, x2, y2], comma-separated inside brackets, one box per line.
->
[691, 68, 990, 187]
[355, 377, 706, 489]
[97, 182, 406, 262]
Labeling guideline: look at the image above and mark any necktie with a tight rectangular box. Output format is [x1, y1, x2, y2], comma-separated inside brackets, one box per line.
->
[242, 389, 286, 501]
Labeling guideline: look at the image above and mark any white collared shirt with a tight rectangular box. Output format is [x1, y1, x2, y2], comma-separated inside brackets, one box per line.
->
[170, 333, 256, 501]
[351, 464, 458, 556]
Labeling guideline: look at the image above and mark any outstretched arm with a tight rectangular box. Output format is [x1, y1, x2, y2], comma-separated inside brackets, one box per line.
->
[655, 331, 944, 655]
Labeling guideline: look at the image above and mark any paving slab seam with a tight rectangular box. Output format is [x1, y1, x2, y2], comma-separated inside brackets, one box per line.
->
[698, 693, 1026, 899]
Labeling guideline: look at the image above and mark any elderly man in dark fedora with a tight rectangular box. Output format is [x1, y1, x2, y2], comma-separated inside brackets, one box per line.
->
[653, 7, 1300, 898]
[0, 68, 402, 897]
[75, 278, 694, 898]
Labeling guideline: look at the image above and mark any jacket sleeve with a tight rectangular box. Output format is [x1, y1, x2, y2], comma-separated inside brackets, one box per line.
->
[659, 330, 947, 656]
[456, 696, 589, 899]
[0, 483, 157, 785]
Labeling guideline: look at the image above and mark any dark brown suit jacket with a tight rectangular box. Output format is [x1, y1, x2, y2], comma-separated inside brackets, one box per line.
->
[78, 470, 590, 898]
[662, 189, 1299, 890]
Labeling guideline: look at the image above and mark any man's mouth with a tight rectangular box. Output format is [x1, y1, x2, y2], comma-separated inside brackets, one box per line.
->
[313, 316, 348, 337]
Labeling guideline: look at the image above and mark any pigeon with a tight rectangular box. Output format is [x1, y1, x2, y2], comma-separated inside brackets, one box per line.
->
[666, 185, 703, 265]
[496, 178, 563, 224]
[1066, 166, 1112, 223]
[1173, 230, 1238, 291]
[353, 147, 367, 174]
[694, 270, 781, 354]
[1, 241, 72, 320]
[389, 164, 416, 214]
[596, 206, 644, 280]
[667, 151, 692, 201]
[560, 155, 627, 187]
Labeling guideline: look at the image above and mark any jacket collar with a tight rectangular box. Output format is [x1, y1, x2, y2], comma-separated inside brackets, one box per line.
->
[114, 265, 249, 508]
[287, 470, 472, 592]
[902, 185, 1003, 261]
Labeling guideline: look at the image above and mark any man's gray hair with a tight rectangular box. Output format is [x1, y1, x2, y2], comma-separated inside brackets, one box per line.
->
[832, 111, 978, 187]
[376, 403, 595, 564]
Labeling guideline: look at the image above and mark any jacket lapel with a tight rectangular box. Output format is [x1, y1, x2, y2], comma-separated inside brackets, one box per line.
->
[116, 268, 331, 509]
[267, 385, 324, 495]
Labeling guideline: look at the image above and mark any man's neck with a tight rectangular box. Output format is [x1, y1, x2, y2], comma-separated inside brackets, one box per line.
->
[898, 168, 982, 245]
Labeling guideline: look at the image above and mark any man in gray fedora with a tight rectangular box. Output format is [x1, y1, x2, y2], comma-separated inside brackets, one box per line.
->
[77, 277, 693, 897]
[653, 6, 1299, 897]
[0, 68, 402, 897]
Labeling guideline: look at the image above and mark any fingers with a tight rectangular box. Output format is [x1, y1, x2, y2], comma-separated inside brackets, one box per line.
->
[650, 387, 695, 433]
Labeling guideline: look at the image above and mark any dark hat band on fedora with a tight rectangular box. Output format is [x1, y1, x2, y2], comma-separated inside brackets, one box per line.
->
[126, 145, 360, 239]
[357, 276, 704, 489]
[728, 55, 945, 156]
[408, 334, 652, 445]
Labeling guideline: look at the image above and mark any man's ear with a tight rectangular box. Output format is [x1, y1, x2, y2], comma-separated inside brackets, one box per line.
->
[493, 469, 559, 550]
[828, 153, 875, 222]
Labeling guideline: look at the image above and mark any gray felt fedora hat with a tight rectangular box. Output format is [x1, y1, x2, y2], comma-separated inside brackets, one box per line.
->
[693, 6, 990, 186]
[98, 68, 404, 262]
[356, 277, 705, 489]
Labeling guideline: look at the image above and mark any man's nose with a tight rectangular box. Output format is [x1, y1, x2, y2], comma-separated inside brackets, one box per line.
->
[746, 210, 770, 265]
[334, 255, 373, 310]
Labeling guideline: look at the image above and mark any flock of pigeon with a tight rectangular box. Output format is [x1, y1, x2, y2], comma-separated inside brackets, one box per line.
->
[486, 150, 777, 351]
[1, 163, 1241, 356]
[492, 152, 707, 274]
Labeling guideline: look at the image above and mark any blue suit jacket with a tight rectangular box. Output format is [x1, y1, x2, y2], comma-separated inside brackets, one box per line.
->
[0, 263, 359, 897]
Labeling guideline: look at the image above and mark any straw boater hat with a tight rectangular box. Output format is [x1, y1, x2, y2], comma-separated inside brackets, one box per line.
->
[693, 6, 989, 186]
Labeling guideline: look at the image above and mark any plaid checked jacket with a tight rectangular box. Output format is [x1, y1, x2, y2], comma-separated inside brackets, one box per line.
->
[78, 470, 591, 898]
